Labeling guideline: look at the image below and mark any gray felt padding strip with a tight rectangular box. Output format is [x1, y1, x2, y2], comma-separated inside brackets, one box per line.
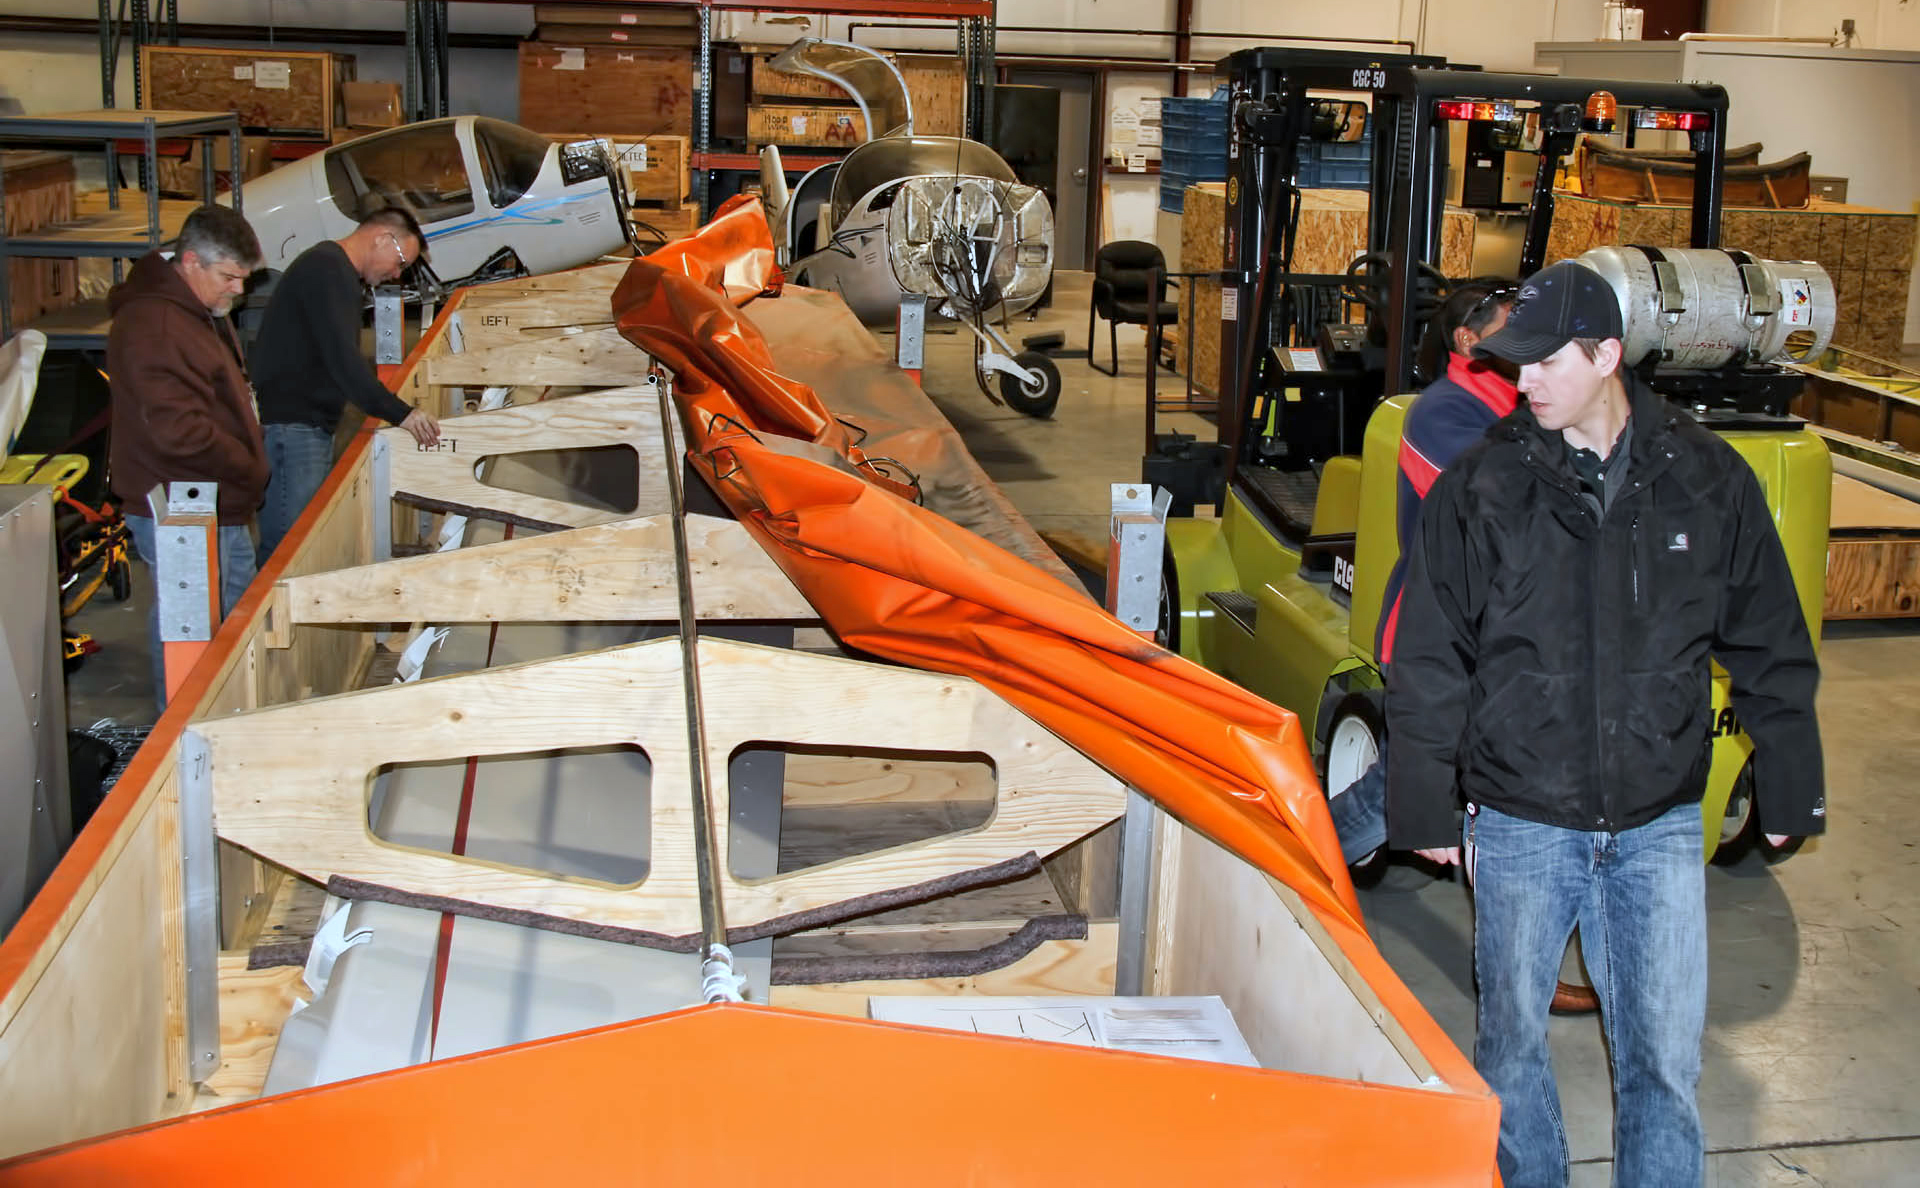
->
[768, 914, 1089, 985]
[324, 851, 1047, 953]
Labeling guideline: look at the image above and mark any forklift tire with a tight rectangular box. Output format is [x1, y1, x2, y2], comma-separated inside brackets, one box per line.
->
[1710, 758, 1805, 866]
[1154, 544, 1181, 654]
[1000, 352, 1062, 419]
[1322, 693, 1389, 885]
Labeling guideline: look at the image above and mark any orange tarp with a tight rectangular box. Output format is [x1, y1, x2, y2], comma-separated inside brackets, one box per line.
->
[613, 196, 1361, 930]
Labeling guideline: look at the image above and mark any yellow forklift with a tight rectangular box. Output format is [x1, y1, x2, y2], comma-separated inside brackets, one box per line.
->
[1155, 49, 1834, 866]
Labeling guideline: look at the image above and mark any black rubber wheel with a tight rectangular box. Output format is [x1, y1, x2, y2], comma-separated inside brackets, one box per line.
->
[1320, 692, 1390, 886]
[1154, 544, 1181, 654]
[1709, 759, 1806, 865]
[999, 351, 1062, 419]
[108, 553, 132, 602]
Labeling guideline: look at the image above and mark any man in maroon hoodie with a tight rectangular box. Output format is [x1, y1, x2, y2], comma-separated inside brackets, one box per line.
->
[107, 203, 268, 709]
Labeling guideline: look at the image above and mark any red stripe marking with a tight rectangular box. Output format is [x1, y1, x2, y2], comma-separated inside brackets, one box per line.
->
[1380, 595, 1402, 666]
[428, 524, 513, 1052]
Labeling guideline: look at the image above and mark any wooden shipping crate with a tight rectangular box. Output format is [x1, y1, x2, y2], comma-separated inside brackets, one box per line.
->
[139, 45, 353, 139]
[750, 53, 964, 138]
[535, 23, 699, 48]
[544, 133, 689, 205]
[3, 151, 80, 330]
[518, 44, 694, 138]
[747, 104, 867, 149]
[1546, 191, 1917, 375]
[629, 201, 701, 244]
[1174, 184, 1476, 396]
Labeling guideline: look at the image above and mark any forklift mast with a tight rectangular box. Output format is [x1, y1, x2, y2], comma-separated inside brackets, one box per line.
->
[1215, 48, 1732, 524]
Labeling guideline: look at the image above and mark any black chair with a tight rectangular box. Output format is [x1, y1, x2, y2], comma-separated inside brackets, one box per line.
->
[1087, 240, 1178, 377]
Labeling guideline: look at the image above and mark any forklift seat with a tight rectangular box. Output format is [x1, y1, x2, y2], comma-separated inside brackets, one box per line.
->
[1087, 240, 1178, 377]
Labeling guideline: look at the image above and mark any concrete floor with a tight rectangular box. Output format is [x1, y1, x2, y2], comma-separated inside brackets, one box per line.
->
[60, 273, 1920, 1183]
[914, 273, 1920, 1187]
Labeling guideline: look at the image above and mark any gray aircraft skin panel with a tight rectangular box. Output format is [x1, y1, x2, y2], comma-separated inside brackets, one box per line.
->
[266, 499, 775, 1096]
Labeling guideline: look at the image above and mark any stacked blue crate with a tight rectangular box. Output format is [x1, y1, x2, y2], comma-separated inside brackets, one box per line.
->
[1158, 95, 1229, 214]
[1296, 131, 1373, 191]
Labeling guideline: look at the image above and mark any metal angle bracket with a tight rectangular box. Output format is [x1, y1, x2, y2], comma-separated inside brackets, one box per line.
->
[1107, 482, 1172, 635]
[175, 729, 222, 1083]
[149, 481, 217, 644]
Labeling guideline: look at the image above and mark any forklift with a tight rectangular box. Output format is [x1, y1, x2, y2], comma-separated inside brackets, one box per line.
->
[1156, 48, 1835, 865]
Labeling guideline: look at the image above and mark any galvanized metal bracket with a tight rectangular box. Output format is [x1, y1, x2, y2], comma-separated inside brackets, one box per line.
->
[176, 729, 222, 1084]
[373, 289, 405, 365]
[896, 294, 928, 373]
[148, 482, 218, 645]
[1107, 482, 1172, 636]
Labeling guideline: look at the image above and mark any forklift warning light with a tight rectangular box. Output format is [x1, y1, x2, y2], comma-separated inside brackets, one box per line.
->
[1435, 100, 1517, 122]
[1633, 109, 1711, 131]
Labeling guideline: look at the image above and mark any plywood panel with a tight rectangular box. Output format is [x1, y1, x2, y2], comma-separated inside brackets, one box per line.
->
[0, 798, 175, 1158]
[199, 638, 1125, 943]
[1149, 824, 1425, 1087]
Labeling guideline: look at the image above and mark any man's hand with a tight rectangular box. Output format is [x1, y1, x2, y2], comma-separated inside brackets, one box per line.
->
[400, 407, 441, 448]
[1416, 846, 1462, 866]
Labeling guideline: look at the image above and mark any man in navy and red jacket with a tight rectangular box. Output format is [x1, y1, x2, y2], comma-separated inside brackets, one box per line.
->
[1327, 278, 1517, 864]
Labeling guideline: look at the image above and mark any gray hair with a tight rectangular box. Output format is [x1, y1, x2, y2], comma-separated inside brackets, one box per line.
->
[176, 204, 262, 270]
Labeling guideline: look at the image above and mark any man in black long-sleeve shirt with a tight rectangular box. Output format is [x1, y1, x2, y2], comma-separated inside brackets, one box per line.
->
[253, 207, 441, 562]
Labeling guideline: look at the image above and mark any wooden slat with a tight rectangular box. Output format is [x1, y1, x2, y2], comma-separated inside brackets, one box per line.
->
[424, 326, 646, 387]
[275, 514, 817, 631]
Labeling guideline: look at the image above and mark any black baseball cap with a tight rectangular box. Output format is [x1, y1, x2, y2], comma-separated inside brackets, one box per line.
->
[1473, 260, 1623, 365]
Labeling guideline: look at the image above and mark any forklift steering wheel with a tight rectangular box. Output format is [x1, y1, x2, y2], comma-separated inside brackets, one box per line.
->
[1341, 252, 1451, 320]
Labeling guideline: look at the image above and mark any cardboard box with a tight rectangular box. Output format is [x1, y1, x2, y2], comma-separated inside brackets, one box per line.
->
[746, 104, 867, 148]
[341, 81, 402, 129]
[140, 45, 354, 139]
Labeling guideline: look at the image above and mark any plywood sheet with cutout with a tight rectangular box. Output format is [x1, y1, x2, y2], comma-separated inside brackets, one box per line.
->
[197, 638, 1125, 942]
[383, 387, 674, 530]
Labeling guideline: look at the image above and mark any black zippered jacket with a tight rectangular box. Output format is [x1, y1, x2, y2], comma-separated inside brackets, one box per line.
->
[1385, 370, 1825, 850]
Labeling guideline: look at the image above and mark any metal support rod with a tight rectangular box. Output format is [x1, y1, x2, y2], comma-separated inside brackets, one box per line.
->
[694, 5, 712, 217]
[1106, 480, 1167, 995]
[149, 481, 218, 702]
[655, 376, 738, 1001]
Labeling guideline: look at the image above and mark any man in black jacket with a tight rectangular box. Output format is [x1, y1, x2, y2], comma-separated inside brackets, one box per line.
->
[1385, 260, 1823, 1188]
[252, 207, 441, 562]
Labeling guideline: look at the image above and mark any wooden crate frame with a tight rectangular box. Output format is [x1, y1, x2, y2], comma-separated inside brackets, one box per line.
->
[0, 265, 1496, 1180]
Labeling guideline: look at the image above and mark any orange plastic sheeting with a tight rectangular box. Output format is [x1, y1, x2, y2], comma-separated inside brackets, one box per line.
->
[612, 196, 1361, 929]
[0, 1005, 1500, 1186]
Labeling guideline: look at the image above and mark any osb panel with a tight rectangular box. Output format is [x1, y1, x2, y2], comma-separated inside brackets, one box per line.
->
[518, 44, 694, 137]
[1870, 217, 1917, 273]
[141, 46, 345, 137]
[900, 56, 965, 139]
[1721, 209, 1772, 257]
[1176, 183, 1225, 393]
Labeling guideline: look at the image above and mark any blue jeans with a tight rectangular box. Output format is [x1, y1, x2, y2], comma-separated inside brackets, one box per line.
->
[1331, 754, 1389, 865]
[127, 514, 257, 713]
[1469, 801, 1706, 1188]
[258, 422, 336, 565]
